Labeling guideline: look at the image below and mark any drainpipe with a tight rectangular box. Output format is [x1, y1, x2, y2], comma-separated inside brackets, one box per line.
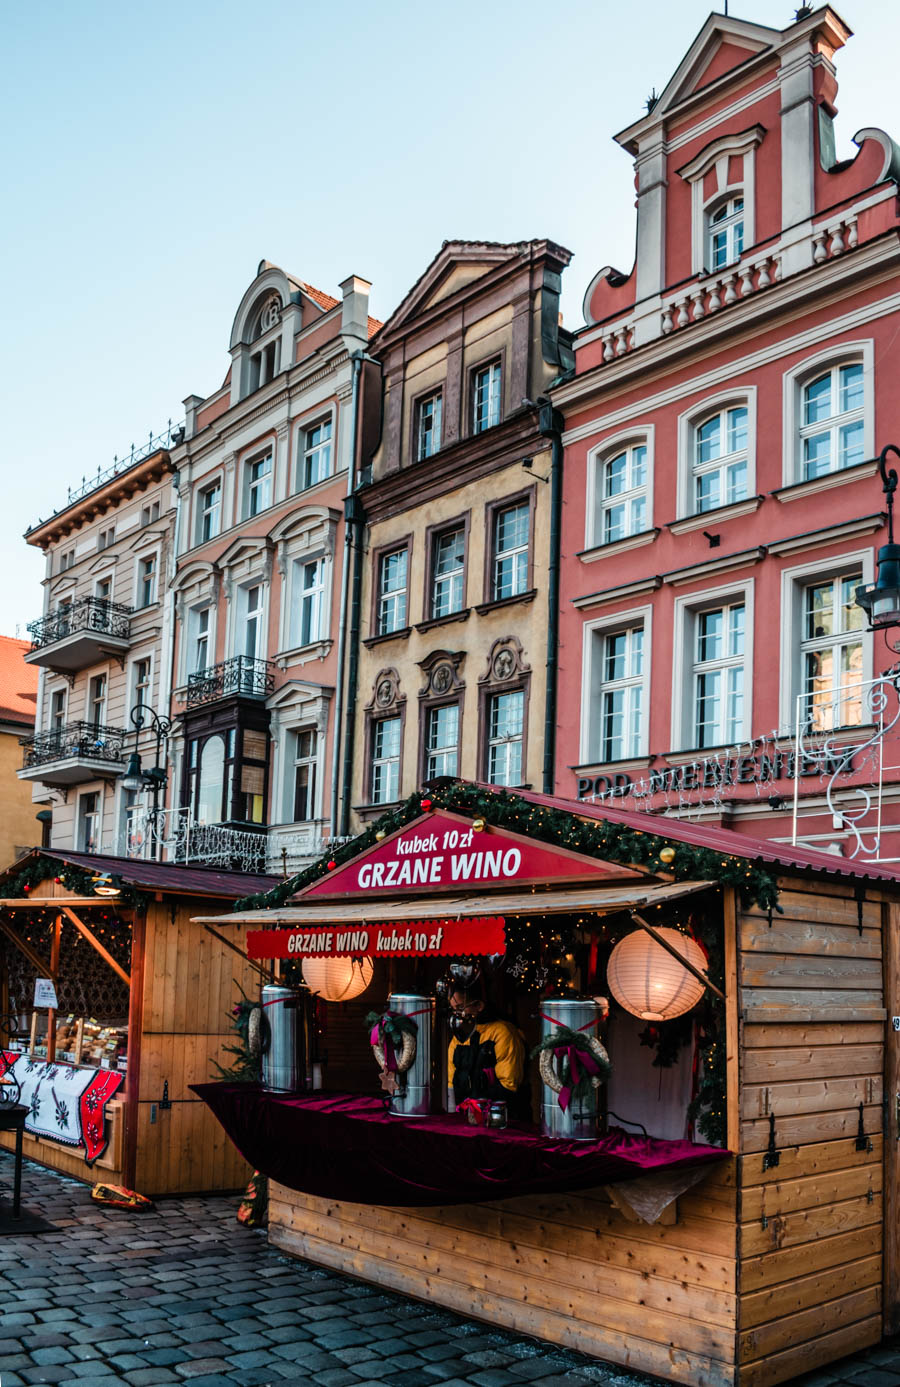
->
[339, 476, 367, 839]
[329, 353, 362, 841]
[330, 276, 374, 841]
[540, 402, 565, 795]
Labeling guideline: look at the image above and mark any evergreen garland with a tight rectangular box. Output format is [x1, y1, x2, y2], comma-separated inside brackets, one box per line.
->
[3, 854, 147, 909]
[233, 784, 781, 913]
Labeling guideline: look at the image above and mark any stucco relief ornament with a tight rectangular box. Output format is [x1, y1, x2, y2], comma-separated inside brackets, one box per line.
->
[492, 649, 515, 681]
[376, 678, 394, 708]
[260, 294, 281, 332]
[431, 663, 453, 695]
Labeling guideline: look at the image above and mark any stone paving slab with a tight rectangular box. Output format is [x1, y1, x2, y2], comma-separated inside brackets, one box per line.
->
[1, 1156, 899, 1386]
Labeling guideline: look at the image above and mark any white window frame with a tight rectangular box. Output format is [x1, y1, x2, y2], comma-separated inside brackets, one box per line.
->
[417, 391, 443, 460]
[243, 452, 273, 519]
[196, 480, 222, 543]
[94, 573, 113, 604]
[118, 785, 141, 856]
[291, 726, 319, 823]
[486, 688, 525, 787]
[377, 548, 409, 635]
[492, 501, 530, 601]
[87, 672, 108, 728]
[678, 126, 763, 277]
[430, 525, 466, 619]
[425, 702, 460, 780]
[49, 685, 67, 733]
[290, 556, 327, 649]
[677, 388, 756, 519]
[130, 653, 153, 713]
[777, 549, 875, 734]
[77, 790, 102, 854]
[580, 605, 652, 764]
[586, 427, 655, 549]
[473, 361, 502, 434]
[297, 416, 334, 491]
[370, 715, 402, 805]
[782, 341, 874, 488]
[236, 581, 267, 662]
[135, 551, 159, 608]
[706, 193, 744, 272]
[186, 603, 213, 679]
[671, 580, 754, 752]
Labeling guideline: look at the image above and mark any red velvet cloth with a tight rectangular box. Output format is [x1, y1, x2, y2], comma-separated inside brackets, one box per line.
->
[192, 1083, 729, 1207]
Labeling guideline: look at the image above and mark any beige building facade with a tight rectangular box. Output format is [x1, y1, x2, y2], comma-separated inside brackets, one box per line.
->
[351, 240, 572, 819]
[20, 449, 178, 853]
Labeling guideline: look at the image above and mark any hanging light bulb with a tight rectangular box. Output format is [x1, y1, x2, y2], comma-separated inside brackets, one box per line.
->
[302, 956, 374, 1002]
[606, 928, 706, 1021]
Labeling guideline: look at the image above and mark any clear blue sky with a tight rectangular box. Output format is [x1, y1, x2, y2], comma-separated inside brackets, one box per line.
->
[2, 1, 896, 636]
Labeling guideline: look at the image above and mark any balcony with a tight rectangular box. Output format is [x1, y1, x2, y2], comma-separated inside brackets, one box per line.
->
[185, 656, 276, 708]
[26, 598, 132, 673]
[19, 721, 128, 787]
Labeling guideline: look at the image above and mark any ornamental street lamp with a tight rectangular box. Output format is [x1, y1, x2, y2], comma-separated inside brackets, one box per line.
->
[856, 444, 900, 647]
[122, 705, 172, 857]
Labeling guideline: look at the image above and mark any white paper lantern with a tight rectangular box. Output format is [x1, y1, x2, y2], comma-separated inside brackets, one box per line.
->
[607, 928, 707, 1021]
[302, 956, 374, 1002]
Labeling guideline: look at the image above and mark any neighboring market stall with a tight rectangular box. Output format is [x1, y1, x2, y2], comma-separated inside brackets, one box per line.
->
[195, 783, 900, 1387]
[0, 849, 276, 1195]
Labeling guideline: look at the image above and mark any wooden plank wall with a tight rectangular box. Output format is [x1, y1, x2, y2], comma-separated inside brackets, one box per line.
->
[134, 900, 257, 1196]
[270, 1160, 739, 1386]
[736, 878, 885, 1386]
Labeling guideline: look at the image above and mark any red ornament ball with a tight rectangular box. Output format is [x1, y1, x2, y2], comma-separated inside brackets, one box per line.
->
[421, 798, 432, 811]
[327, 860, 337, 871]
[23, 884, 30, 892]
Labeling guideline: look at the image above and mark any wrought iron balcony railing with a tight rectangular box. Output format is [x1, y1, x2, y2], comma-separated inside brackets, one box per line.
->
[185, 656, 276, 708]
[20, 721, 128, 771]
[28, 597, 132, 650]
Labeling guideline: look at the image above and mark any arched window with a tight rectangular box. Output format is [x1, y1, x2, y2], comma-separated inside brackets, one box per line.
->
[800, 363, 865, 479]
[707, 195, 744, 271]
[594, 442, 648, 546]
[692, 406, 748, 513]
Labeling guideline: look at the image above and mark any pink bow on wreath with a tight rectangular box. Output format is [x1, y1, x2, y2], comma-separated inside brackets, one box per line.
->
[554, 1043, 604, 1113]
[369, 1010, 426, 1073]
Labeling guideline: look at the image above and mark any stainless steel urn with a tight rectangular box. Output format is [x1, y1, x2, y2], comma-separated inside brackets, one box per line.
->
[540, 997, 601, 1142]
[387, 993, 433, 1117]
[261, 985, 305, 1093]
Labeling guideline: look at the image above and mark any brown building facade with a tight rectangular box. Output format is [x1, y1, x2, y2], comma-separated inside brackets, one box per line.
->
[350, 241, 572, 819]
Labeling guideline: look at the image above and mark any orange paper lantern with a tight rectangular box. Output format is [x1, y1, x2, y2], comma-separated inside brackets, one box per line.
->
[606, 928, 706, 1021]
[301, 956, 374, 1002]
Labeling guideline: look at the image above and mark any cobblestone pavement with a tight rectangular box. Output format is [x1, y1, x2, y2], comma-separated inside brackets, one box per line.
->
[1, 1158, 898, 1387]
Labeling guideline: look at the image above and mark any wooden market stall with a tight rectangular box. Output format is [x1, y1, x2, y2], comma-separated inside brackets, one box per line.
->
[194, 785, 900, 1387]
[0, 849, 276, 1196]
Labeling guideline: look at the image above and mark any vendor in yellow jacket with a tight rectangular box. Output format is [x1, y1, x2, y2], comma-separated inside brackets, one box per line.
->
[447, 985, 529, 1118]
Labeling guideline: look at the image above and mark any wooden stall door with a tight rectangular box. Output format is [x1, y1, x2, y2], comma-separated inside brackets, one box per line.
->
[883, 902, 900, 1334]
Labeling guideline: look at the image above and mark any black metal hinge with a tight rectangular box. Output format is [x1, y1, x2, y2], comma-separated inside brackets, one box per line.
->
[762, 1112, 780, 1170]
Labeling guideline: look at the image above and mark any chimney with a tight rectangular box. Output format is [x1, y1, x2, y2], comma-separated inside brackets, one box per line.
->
[340, 275, 372, 356]
[182, 394, 204, 441]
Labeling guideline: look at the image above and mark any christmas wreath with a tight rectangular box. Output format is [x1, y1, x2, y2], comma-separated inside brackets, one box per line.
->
[366, 1010, 419, 1074]
[532, 1025, 610, 1112]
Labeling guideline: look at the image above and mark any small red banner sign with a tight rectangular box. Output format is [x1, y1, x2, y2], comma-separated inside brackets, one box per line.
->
[246, 916, 506, 961]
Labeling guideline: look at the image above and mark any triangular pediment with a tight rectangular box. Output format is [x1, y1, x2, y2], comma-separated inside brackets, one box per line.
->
[656, 16, 777, 115]
[298, 810, 642, 899]
[380, 242, 526, 337]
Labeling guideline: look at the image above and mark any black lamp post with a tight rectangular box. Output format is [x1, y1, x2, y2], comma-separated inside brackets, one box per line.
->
[122, 705, 172, 855]
[856, 444, 900, 648]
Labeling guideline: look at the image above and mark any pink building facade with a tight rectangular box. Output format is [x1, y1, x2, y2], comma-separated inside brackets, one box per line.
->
[167, 264, 377, 871]
[555, 7, 900, 857]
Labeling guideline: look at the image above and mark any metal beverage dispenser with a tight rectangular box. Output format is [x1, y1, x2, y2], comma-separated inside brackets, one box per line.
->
[540, 996, 601, 1141]
[261, 985, 306, 1093]
[387, 993, 433, 1117]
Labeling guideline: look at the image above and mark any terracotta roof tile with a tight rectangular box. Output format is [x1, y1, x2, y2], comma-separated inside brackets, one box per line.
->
[0, 636, 38, 727]
[299, 281, 340, 312]
[367, 316, 383, 338]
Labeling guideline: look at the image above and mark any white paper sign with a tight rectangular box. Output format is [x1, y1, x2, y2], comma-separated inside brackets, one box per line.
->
[33, 978, 58, 1009]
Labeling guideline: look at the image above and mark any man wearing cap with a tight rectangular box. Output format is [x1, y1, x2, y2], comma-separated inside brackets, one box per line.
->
[447, 986, 529, 1118]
